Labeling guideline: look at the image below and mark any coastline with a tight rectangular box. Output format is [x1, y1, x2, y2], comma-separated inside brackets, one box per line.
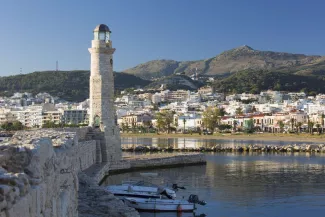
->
[120, 133, 325, 143]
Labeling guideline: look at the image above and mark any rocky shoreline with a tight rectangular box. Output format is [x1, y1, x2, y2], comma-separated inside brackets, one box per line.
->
[122, 144, 325, 153]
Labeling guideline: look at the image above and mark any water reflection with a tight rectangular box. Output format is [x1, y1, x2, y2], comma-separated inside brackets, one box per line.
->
[103, 153, 325, 217]
[121, 137, 321, 149]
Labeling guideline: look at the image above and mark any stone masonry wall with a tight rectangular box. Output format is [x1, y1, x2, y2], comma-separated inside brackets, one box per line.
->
[0, 129, 96, 217]
[129, 154, 206, 169]
[77, 141, 96, 171]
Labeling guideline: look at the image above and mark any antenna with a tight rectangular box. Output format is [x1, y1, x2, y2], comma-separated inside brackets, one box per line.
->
[20, 68, 22, 74]
[56, 61, 59, 71]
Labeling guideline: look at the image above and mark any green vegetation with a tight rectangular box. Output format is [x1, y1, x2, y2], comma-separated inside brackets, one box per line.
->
[202, 107, 225, 131]
[243, 119, 255, 133]
[155, 110, 174, 133]
[1, 121, 24, 131]
[213, 70, 325, 95]
[42, 121, 88, 128]
[0, 71, 150, 102]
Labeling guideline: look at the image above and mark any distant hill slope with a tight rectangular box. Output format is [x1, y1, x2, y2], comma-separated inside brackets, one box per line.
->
[145, 74, 203, 91]
[212, 70, 325, 95]
[0, 71, 150, 102]
[124, 45, 324, 80]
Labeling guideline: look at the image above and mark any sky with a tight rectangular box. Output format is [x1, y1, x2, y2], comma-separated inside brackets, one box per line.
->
[0, 0, 325, 76]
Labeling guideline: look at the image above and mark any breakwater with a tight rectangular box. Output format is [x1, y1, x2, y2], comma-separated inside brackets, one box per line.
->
[122, 143, 325, 153]
[0, 128, 206, 217]
[0, 128, 139, 217]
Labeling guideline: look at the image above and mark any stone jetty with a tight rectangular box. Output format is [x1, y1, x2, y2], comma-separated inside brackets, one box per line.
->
[0, 128, 206, 217]
[122, 143, 325, 153]
[0, 128, 139, 217]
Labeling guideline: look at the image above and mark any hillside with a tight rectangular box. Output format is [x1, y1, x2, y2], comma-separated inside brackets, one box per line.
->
[213, 70, 325, 95]
[0, 71, 150, 102]
[124, 45, 324, 80]
[145, 74, 203, 91]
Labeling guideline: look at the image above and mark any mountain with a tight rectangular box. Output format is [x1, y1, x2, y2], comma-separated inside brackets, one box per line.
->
[0, 71, 150, 102]
[124, 60, 181, 80]
[124, 46, 323, 80]
[145, 74, 203, 91]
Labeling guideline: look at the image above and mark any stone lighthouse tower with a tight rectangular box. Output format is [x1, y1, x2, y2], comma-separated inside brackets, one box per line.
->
[88, 24, 121, 163]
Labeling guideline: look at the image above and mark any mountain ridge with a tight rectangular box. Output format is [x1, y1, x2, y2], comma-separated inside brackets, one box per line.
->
[0, 71, 150, 102]
[124, 46, 324, 80]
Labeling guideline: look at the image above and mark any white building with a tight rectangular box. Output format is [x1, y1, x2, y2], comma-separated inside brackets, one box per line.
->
[12, 106, 43, 128]
[151, 93, 161, 104]
[176, 113, 202, 131]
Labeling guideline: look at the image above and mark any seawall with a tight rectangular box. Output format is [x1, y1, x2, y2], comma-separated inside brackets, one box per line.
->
[0, 128, 206, 217]
[0, 128, 139, 217]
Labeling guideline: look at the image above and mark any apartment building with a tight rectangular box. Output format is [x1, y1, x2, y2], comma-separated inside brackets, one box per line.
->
[62, 110, 88, 125]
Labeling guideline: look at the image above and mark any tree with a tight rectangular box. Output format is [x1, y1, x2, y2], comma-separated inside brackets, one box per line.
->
[219, 107, 226, 116]
[278, 120, 284, 133]
[233, 120, 238, 132]
[143, 121, 152, 133]
[202, 107, 223, 132]
[322, 114, 325, 133]
[121, 122, 129, 133]
[131, 119, 137, 133]
[244, 119, 254, 133]
[308, 121, 314, 134]
[290, 118, 295, 131]
[316, 123, 321, 135]
[155, 110, 174, 133]
[1, 121, 24, 131]
[296, 122, 302, 134]
[235, 107, 243, 115]
[43, 121, 57, 128]
[183, 118, 187, 133]
[218, 124, 232, 132]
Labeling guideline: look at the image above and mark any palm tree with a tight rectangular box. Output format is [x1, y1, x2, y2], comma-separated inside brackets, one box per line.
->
[183, 118, 187, 133]
[233, 120, 238, 132]
[316, 123, 321, 135]
[278, 121, 285, 133]
[235, 107, 243, 115]
[308, 121, 315, 134]
[297, 122, 302, 134]
[290, 118, 295, 132]
[321, 114, 325, 134]
[307, 115, 310, 133]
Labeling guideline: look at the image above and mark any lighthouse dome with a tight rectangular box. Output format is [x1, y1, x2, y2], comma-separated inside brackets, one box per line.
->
[94, 24, 111, 33]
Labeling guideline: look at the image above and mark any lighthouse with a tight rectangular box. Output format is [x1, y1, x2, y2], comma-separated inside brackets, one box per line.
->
[88, 24, 121, 163]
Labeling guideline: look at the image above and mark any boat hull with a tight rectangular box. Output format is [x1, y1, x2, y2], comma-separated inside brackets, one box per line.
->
[124, 197, 195, 212]
[106, 185, 176, 199]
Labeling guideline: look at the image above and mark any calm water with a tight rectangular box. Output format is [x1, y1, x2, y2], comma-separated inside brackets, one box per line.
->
[102, 152, 325, 217]
[121, 137, 321, 149]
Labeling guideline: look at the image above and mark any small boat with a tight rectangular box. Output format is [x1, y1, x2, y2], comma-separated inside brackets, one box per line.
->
[123, 194, 206, 212]
[105, 180, 177, 199]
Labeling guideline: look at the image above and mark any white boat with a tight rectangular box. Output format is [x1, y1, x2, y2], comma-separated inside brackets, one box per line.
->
[123, 197, 195, 212]
[123, 195, 206, 212]
[105, 180, 177, 199]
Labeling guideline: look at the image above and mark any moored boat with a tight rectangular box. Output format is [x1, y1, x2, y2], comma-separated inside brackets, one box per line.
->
[123, 194, 206, 212]
[105, 180, 177, 199]
[124, 197, 195, 212]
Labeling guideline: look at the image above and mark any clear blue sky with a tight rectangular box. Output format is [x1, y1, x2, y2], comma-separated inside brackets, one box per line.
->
[0, 0, 325, 76]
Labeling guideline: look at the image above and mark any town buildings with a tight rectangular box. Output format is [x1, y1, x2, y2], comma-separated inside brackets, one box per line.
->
[1, 87, 325, 134]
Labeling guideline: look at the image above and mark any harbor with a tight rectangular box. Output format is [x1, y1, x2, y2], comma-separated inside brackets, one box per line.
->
[102, 152, 325, 217]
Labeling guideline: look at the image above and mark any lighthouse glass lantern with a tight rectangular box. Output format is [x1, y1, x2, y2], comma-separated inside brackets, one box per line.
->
[93, 24, 111, 42]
